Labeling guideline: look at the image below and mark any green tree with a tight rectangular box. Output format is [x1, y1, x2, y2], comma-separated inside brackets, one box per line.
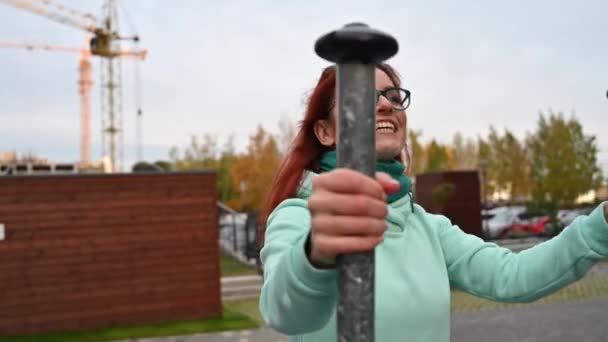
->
[132, 161, 163, 172]
[487, 127, 531, 201]
[153, 160, 172, 171]
[425, 139, 449, 172]
[502, 131, 531, 200]
[527, 111, 602, 209]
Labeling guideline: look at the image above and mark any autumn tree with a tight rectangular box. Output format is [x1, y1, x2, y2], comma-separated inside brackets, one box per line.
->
[229, 125, 282, 211]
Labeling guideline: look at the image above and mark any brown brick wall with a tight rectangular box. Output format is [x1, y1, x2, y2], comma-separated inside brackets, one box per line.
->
[0, 172, 221, 336]
[415, 171, 483, 237]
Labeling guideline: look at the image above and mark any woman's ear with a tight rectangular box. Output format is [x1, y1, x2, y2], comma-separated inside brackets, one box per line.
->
[313, 119, 336, 147]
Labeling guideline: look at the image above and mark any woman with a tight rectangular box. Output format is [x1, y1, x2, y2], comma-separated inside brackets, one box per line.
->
[258, 63, 608, 342]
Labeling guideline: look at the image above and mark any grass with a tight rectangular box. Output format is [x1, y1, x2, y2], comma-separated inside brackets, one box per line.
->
[220, 252, 259, 277]
[0, 304, 259, 342]
[224, 297, 265, 325]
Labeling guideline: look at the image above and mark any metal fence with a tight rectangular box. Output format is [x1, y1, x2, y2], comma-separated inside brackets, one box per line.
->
[217, 202, 260, 267]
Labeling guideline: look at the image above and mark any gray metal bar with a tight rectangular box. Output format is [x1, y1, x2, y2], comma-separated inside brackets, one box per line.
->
[314, 23, 398, 342]
[335, 63, 376, 342]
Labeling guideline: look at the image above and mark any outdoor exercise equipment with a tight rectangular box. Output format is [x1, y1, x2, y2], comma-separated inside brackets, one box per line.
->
[315, 23, 398, 342]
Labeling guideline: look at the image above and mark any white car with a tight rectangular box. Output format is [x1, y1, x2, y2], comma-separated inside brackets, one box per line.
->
[483, 206, 527, 239]
[558, 207, 593, 227]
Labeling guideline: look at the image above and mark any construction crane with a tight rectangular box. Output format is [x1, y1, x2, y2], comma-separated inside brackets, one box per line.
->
[1, 0, 147, 172]
[0, 40, 145, 167]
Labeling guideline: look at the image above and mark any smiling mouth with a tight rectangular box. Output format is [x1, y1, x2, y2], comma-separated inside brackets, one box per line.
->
[376, 120, 396, 133]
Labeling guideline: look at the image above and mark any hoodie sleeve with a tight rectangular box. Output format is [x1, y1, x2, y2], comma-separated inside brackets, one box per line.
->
[258, 198, 337, 335]
[439, 202, 608, 303]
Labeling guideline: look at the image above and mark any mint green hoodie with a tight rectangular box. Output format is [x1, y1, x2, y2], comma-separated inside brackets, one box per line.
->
[259, 171, 608, 342]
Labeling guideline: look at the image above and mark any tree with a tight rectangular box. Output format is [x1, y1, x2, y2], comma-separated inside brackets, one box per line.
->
[477, 137, 496, 201]
[487, 127, 508, 196]
[217, 135, 239, 205]
[229, 125, 282, 211]
[132, 161, 164, 172]
[451, 132, 478, 170]
[527, 111, 602, 209]
[408, 129, 425, 176]
[425, 140, 449, 172]
[169, 133, 219, 171]
[153, 160, 172, 171]
[502, 131, 531, 200]
[486, 127, 531, 201]
[169, 133, 236, 204]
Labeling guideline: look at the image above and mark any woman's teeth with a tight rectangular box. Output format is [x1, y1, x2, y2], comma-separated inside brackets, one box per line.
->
[376, 121, 395, 132]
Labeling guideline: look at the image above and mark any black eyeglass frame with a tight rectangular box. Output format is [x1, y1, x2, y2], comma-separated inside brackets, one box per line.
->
[376, 87, 411, 111]
[327, 86, 411, 114]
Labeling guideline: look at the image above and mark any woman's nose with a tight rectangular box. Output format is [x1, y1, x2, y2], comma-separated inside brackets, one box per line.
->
[376, 93, 393, 112]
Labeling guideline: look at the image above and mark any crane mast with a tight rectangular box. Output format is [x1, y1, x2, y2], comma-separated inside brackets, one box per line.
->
[100, 0, 123, 172]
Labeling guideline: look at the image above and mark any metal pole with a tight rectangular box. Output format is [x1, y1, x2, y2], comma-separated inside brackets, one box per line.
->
[315, 23, 398, 342]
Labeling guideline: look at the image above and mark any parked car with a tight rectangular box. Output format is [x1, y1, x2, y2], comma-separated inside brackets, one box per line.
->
[557, 207, 594, 228]
[482, 205, 526, 239]
[506, 213, 552, 237]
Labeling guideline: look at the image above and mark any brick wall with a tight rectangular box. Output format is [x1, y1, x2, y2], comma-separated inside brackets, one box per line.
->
[415, 171, 483, 237]
[0, 172, 220, 336]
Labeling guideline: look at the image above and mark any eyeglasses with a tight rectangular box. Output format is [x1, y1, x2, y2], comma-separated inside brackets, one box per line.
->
[376, 87, 411, 111]
[328, 87, 411, 113]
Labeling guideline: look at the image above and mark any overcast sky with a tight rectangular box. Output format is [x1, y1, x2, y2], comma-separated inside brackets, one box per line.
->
[1, 0, 607, 173]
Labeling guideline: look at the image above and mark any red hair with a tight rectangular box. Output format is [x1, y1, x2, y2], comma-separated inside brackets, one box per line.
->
[260, 63, 404, 238]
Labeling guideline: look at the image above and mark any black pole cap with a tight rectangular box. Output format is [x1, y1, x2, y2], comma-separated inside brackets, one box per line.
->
[315, 22, 398, 64]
